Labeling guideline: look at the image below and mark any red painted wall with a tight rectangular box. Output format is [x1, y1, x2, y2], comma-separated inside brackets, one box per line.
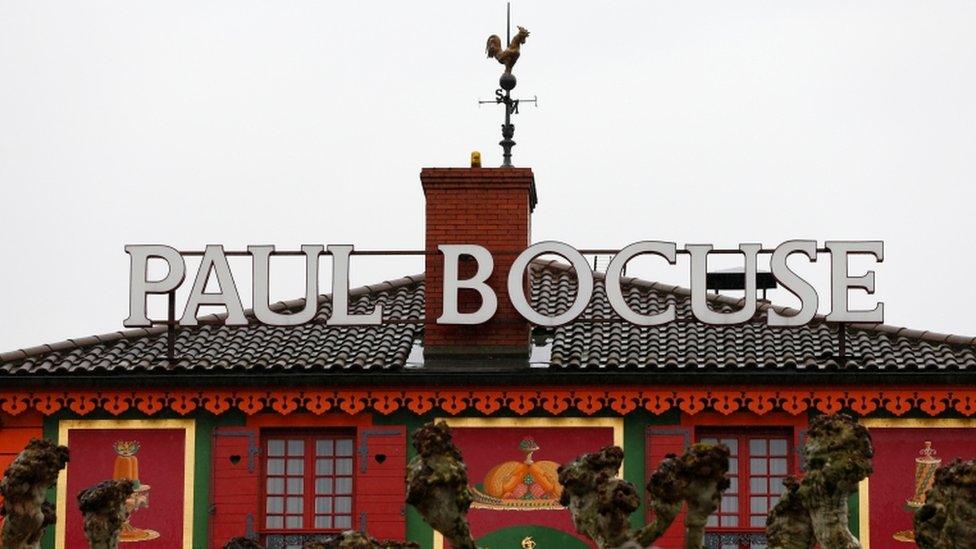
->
[449, 424, 614, 547]
[0, 412, 43, 475]
[865, 426, 976, 549]
[0, 412, 44, 525]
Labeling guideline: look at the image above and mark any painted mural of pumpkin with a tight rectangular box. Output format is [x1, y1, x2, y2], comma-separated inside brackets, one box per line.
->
[472, 437, 563, 510]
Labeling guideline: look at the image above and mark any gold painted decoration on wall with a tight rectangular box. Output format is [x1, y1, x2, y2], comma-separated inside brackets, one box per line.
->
[472, 437, 563, 510]
[907, 441, 941, 508]
[112, 440, 160, 542]
[431, 417, 623, 549]
[892, 441, 942, 543]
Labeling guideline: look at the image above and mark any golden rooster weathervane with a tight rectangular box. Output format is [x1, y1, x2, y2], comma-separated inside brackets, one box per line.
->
[478, 3, 537, 168]
[486, 25, 530, 75]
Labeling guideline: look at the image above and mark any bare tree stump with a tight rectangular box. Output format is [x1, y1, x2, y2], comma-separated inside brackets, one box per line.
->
[77, 479, 135, 549]
[406, 422, 476, 549]
[557, 446, 638, 548]
[557, 443, 730, 549]
[670, 444, 731, 549]
[766, 414, 873, 549]
[223, 536, 264, 549]
[221, 528, 419, 547]
[914, 459, 976, 549]
[0, 438, 70, 549]
[302, 531, 420, 548]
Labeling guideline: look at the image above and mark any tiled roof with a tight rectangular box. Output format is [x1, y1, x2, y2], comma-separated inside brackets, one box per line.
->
[534, 261, 976, 372]
[0, 276, 425, 375]
[1, 262, 974, 376]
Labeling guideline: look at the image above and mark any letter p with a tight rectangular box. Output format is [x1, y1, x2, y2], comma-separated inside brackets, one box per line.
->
[124, 245, 186, 327]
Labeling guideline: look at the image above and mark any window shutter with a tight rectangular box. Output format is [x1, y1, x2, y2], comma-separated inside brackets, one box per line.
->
[211, 427, 261, 548]
[355, 426, 407, 540]
[646, 426, 691, 549]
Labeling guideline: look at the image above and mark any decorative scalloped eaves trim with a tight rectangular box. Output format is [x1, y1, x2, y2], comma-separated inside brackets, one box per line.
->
[3, 386, 975, 418]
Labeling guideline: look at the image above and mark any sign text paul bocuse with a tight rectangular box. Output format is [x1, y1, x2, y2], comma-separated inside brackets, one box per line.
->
[124, 240, 884, 329]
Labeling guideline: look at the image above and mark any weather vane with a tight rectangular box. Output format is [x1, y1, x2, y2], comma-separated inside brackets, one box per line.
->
[480, 3, 537, 167]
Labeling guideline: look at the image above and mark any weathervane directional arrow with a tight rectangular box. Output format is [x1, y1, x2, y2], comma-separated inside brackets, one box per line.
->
[480, 2, 538, 167]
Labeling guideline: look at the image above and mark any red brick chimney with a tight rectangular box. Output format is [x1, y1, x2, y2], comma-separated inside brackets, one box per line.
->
[421, 167, 537, 359]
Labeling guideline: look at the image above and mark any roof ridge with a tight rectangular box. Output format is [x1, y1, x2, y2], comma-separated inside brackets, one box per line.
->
[0, 273, 426, 364]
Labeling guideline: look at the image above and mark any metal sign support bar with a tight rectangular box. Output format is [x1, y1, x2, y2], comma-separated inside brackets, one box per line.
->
[167, 291, 176, 362]
[173, 248, 834, 257]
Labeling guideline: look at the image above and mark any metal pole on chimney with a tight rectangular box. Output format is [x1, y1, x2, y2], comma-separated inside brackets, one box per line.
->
[507, 2, 511, 44]
[478, 2, 536, 167]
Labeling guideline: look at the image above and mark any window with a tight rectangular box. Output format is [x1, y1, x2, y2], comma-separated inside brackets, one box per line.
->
[698, 430, 792, 549]
[262, 432, 356, 538]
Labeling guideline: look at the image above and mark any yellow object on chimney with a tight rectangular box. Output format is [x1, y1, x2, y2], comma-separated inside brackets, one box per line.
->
[471, 151, 482, 168]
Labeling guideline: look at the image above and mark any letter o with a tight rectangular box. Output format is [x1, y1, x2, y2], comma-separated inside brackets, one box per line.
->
[508, 241, 594, 327]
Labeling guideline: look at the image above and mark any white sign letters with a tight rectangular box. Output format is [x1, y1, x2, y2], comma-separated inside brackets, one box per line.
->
[124, 240, 884, 328]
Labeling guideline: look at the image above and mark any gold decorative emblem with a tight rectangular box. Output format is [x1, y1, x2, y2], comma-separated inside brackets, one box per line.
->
[893, 441, 941, 543]
[521, 536, 536, 549]
[907, 441, 940, 508]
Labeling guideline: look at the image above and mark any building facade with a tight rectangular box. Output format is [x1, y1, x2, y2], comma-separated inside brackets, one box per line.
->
[1, 167, 975, 549]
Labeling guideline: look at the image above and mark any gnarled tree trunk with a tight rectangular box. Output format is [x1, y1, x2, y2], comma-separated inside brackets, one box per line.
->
[557, 446, 639, 549]
[223, 537, 264, 549]
[558, 443, 731, 549]
[0, 438, 70, 549]
[914, 459, 976, 549]
[77, 479, 135, 549]
[406, 422, 476, 549]
[303, 531, 420, 548]
[766, 414, 873, 549]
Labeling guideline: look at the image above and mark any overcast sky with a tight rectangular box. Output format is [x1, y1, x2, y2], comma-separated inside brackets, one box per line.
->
[1, 1, 974, 351]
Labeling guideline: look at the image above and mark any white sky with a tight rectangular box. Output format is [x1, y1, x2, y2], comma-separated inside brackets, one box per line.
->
[1, 1, 974, 351]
